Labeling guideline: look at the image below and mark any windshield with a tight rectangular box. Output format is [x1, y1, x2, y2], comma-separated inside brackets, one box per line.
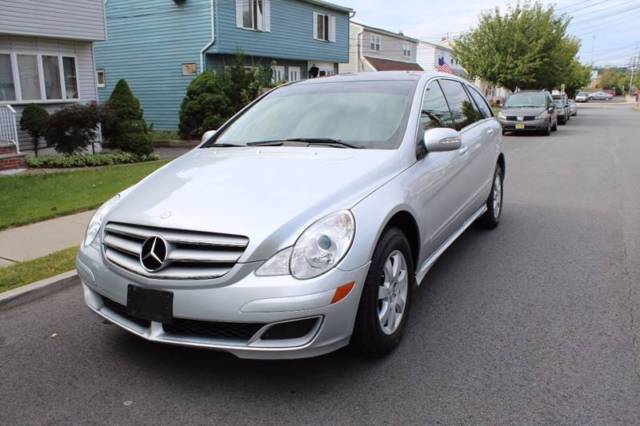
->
[208, 80, 417, 149]
[553, 99, 564, 107]
[504, 92, 546, 108]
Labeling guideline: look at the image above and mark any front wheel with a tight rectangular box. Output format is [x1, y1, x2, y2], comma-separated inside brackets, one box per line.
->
[478, 164, 504, 229]
[543, 120, 551, 136]
[353, 227, 415, 357]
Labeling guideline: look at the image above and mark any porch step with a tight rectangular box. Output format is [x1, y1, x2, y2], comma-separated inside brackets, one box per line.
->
[0, 144, 17, 155]
[0, 153, 26, 171]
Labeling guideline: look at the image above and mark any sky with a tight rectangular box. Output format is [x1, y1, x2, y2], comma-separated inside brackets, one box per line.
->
[338, 0, 640, 67]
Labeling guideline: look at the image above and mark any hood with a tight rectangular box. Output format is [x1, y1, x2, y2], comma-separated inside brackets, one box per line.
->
[107, 147, 402, 261]
[501, 107, 546, 116]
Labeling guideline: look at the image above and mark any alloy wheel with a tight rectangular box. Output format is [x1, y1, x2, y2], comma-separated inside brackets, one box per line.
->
[493, 173, 502, 219]
[378, 250, 409, 335]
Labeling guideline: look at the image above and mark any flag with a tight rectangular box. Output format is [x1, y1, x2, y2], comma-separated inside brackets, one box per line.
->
[437, 63, 454, 74]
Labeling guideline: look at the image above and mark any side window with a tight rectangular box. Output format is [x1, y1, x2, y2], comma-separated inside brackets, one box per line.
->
[467, 86, 492, 118]
[420, 81, 454, 130]
[439, 79, 483, 130]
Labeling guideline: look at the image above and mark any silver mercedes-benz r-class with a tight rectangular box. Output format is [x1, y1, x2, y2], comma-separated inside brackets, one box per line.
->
[78, 72, 505, 359]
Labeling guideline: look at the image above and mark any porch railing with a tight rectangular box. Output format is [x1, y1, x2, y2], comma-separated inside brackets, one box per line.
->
[0, 104, 20, 154]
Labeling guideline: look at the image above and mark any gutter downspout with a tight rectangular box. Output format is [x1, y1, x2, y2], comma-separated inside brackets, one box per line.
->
[200, 0, 215, 73]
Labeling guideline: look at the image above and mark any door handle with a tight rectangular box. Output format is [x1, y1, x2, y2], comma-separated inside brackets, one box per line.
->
[487, 128, 495, 135]
[458, 146, 469, 156]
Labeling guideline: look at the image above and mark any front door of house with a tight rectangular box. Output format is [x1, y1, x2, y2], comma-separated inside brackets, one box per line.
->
[288, 66, 301, 82]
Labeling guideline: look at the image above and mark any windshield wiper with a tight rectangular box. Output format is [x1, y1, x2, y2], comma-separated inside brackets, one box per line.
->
[203, 143, 243, 148]
[247, 138, 363, 149]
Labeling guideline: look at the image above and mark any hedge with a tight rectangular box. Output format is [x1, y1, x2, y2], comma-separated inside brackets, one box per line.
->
[26, 152, 159, 169]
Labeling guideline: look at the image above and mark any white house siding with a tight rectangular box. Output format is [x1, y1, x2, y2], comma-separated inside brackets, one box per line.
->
[340, 23, 419, 73]
[0, 0, 106, 41]
[361, 29, 418, 63]
[0, 35, 98, 150]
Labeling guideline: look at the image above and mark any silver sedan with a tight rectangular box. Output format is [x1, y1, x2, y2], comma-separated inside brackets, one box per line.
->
[78, 72, 505, 359]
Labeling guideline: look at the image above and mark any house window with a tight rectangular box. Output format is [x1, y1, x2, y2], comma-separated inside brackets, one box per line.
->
[1, 53, 79, 103]
[42, 55, 62, 100]
[63, 57, 78, 99]
[403, 43, 411, 57]
[96, 69, 106, 88]
[17, 54, 41, 101]
[0, 54, 16, 101]
[314, 12, 336, 42]
[237, 0, 270, 32]
[370, 35, 381, 51]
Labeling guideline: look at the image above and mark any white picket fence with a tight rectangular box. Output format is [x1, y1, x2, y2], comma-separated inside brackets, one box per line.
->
[0, 104, 20, 153]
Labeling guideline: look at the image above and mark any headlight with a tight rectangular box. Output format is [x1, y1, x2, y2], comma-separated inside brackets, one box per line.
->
[255, 211, 356, 279]
[536, 111, 548, 119]
[83, 194, 121, 247]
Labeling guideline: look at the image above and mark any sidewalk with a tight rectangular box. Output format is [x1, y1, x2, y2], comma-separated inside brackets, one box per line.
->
[0, 210, 94, 267]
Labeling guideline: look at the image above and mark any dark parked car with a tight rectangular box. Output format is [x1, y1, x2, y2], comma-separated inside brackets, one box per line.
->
[553, 94, 570, 124]
[498, 90, 558, 135]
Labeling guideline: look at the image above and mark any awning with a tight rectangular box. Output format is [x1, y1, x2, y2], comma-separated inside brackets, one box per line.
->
[364, 56, 423, 72]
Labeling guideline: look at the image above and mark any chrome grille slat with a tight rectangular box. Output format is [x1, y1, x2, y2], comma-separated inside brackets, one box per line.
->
[105, 223, 248, 247]
[103, 234, 141, 256]
[103, 222, 249, 280]
[167, 248, 242, 263]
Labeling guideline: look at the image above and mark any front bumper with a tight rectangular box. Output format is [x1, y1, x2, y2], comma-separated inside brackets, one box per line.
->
[499, 117, 548, 132]
[77, 245, 370, 359]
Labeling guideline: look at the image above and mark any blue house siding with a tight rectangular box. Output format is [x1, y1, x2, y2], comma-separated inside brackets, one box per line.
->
[95, 0, 213, 130]
[209, 0, 349, 63]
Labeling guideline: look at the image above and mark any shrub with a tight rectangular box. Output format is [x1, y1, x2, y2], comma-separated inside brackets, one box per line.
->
[26, 152, 159, 168]
[178, 53, 274, 140]
[19, 104, 49, 157]
[102, 79, 153, 155]
[45, 103, 101, 154]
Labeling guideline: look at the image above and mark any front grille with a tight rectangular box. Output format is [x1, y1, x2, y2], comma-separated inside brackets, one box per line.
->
[102, 297, 150, 328]
[164, 319, 266, 341]
[102, 222, 249, 280]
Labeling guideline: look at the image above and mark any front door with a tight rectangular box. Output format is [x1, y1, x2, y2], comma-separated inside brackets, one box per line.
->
[271, 65, 285, 84]
[288, 66, 301, 82]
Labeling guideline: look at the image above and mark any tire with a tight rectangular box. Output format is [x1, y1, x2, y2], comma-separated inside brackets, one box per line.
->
[559, 117, 566, 125]
[353, 227, 415, 357]
[477, 164, 504, 229]
[543, 120, 551, 136]
[552, 120, 558, 131]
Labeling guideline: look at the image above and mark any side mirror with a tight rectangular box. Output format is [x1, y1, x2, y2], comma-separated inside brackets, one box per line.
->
[548, 106, 554, 112]
[423, 128, 462, 152]
[201, 129, 217, 143]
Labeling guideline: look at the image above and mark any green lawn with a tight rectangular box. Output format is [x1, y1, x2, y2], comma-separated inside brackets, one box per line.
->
[0, 246, 78, 293]
[0, 160, 167, 230]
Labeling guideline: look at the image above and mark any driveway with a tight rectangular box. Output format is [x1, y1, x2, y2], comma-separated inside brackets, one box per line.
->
[1, 102, 639, 424]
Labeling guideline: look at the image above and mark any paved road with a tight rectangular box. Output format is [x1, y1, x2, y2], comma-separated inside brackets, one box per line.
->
[2, 103, 639, 425]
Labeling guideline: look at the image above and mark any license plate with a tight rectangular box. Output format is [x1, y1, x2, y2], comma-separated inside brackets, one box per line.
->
[127, 285, 173, 323]
[515, 123, 525, 129]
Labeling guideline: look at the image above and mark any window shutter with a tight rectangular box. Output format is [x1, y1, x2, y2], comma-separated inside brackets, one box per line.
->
[313, 12, 319, 39]
[329, 15, 336, 42]
[236, 0, 243, 28]
[264, 0, 271, 32]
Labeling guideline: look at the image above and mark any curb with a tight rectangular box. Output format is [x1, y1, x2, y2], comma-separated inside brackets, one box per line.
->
[0, 270, 78, 310]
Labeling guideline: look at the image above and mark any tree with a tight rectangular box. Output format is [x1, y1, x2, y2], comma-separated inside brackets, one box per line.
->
[178, 53, 274, 139]
[19, 104, 49, 157]
[102, 79, 153, 155]
[599, 68, 628, 95]
[453, 1, 585, 92]
[562, 61, 592, 97]
[46, 103, 101, 154]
